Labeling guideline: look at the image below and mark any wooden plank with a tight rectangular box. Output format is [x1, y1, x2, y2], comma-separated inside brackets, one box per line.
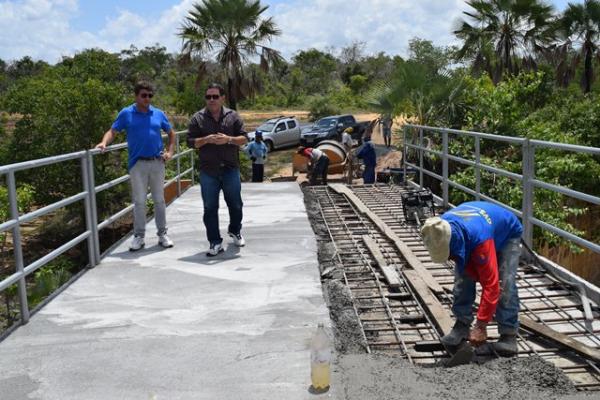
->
[329, 184, 445, 294]
[404, 270, 454, 336]
[362, 235, 401, 289]
[520, 316, 600, 363]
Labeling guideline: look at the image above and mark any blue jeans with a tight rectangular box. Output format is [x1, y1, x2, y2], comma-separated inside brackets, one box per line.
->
[452, 238, 521, 333]
[200, 169, 243, 245]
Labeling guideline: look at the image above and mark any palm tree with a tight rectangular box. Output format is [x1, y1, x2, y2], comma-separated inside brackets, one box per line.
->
[454, 0, 556, 82]
[559, 0, 600, 93]
[179, 0, 282, 109]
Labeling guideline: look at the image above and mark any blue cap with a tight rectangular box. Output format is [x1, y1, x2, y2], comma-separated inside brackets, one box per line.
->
[255, 130, 263, 137]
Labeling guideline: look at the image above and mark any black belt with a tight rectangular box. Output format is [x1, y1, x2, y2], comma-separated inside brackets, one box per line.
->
[138, 156, 162, 161]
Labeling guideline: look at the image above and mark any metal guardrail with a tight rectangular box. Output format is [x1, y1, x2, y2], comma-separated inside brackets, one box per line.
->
[0, 131, 194, 325]
[402, 124, 600, 254]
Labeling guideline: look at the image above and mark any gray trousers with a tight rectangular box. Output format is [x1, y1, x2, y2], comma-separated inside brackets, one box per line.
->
[130, 159, 167, 238]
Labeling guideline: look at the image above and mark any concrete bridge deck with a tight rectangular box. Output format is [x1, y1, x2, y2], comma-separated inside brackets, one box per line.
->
[0, 183, 336, 400]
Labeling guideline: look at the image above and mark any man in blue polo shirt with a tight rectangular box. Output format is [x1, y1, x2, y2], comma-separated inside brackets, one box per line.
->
[95, 81, 176, 251]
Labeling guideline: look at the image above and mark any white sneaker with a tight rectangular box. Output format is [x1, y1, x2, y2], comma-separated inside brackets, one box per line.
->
[228, 232, 245, 247]
[129, 236, 145, 251]
[207, 242, 224, 257]
[158, 234, 174, 248]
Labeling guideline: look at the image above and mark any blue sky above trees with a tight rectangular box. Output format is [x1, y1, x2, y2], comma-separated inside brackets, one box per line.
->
[0, 0, 582, 63]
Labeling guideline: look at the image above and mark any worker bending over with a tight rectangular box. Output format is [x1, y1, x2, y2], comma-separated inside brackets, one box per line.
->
[420, 201, 523, 356]
[298, 146, 329, 185]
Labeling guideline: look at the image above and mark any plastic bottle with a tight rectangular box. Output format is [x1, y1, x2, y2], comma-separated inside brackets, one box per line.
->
[310, 322, 331, 391]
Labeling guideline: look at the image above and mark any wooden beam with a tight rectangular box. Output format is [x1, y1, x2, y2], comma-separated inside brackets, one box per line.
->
[403, 270, 454, 336]
[362, 235, 401, 289]
[329, 184, 444, 295]
[520, 316, 600, 363]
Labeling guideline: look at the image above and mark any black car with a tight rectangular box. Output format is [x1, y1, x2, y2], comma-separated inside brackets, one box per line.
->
[300, 114, 369, 146]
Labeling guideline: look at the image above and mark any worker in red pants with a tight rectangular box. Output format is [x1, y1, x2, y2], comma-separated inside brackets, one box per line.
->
[421, 201, 523, 356]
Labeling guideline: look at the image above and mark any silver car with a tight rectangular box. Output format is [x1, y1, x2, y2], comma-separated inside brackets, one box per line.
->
[247, 116, 301, 151]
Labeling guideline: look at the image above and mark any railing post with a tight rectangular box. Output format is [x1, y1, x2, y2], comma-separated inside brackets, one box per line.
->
[176, 133, 181, 197]
[86, 151, 101, 265]
[522, 139, 535, 247]
[7, 171, 29, 324]
[81, 154, 96, 268]
[442, 129, 449, 207]
[475, 136, 481, 201]
[191, 146, 195, 185]
[419, 128, 424, 189]
[402, 126, 407, 185]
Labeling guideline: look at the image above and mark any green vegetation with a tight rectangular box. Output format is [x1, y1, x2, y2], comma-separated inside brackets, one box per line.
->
[1, 0, 600, 321]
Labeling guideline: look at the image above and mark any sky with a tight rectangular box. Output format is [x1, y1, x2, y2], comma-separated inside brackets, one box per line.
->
[0, 0, 582, 64]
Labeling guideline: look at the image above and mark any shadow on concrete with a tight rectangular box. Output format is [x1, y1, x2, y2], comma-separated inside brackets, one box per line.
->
[110, 245, 169, 260]
[177, 243, 242, 265]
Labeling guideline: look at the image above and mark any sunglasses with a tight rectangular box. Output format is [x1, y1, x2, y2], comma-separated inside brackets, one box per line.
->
[140, 93, 154, 99]
[205, 94, 221, 100]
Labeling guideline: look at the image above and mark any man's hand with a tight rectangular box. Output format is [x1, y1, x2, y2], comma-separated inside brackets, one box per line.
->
[468, 321, 488, 347]
[250, 156, 256, 162]
[212, 133, 230, 145]
[95, 143, 107, 152]
[162, 151, 173, 162]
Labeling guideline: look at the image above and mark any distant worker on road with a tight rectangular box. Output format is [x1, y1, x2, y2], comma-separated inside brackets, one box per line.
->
[298, 146, 329, 186]
[342, 127, 355, 184]
[364, 118, 379, 141]
[95, 81, 175, 252]
[245, 130, 268, 182]
[420, 202, 523, 356]
[379, 114, 393, 148]
[341, 127, 354, 153]
[186, 83, 248, 257]
[356, 136, 376, 184]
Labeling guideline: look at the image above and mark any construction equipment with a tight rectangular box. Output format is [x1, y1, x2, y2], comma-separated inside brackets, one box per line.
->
[292, 140, 351, 176]
[401, 189, 436, 226]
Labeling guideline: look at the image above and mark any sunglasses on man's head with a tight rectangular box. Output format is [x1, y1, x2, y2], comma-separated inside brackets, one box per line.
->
[205, 94, 221, 100]
[140, 93, 154, 99]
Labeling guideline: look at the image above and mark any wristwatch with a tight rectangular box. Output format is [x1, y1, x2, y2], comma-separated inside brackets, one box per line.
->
[228, 137, 232, 145]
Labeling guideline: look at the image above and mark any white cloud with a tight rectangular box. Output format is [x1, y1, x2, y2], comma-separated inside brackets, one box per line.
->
[266, 0, 468, 59]
[0, 0, 470, 63]
[0, 0, 98, 62]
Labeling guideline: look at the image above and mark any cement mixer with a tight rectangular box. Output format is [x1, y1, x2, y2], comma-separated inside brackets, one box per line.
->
[292, 140, 349, 176]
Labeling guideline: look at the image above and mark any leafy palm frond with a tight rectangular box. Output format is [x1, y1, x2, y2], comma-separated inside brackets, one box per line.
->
[454, 0, 557, 82]
[178, 0, 281, 109]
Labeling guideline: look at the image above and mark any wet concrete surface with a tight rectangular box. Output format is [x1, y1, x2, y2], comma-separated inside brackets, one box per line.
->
[0, 183, 337, 400]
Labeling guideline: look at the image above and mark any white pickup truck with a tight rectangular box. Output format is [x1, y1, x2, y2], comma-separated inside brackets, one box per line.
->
[247, 116, 302, 151]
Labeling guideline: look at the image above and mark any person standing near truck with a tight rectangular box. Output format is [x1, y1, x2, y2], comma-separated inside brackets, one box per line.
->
[380, 115, 393, 148]
[245, 130, 268, 182]
[342, 127, 355, 184]
[356, 136, 376, 184]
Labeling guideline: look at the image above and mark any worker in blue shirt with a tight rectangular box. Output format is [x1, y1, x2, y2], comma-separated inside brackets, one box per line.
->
[356, 136, 376, 184]
[246, 130, 268, 182]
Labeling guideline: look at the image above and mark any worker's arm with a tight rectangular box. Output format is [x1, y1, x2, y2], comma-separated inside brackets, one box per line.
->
[467, 239, 500, 346]
[95, 128, 117, 151]
[163, 128, 176, 161]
